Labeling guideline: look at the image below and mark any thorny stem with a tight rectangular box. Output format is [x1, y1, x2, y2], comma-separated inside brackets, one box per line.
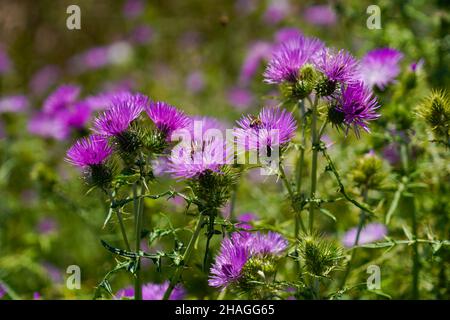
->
[163, 214, 206, 300]
[339, 188, 368, 290]
[132, 182, 143, 300]
[309, 96, 319, 234]
[321, 148, 376, 216]
[107, 190, 131, 252]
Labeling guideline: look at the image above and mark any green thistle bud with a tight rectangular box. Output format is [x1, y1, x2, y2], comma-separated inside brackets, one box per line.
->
[298, 233, 345, 278]
[327, 104, 345, 128]
[315, 76, 337, 97]
[240, 256, 276, 287]
[280, 64, 318, 101]
[416, 90, 450, 142]
[84, 163, 113, 188]
[350, 152, 386, 190]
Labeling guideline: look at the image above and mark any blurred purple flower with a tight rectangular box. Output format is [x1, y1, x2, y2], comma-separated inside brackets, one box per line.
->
[0, 284, 6, 299]
[360, 48, 404, 90]
[304, 5, 337, 26]
[33, 292, 41, 300]
[239, 41, 272, 85]
[42, 262, 63, 283]
[264, 0, 290, 24]
[130, 24, 154, 44]
[29, 65, 60, 96]
[185, 71, 205, 93]
[123, 0, 145, 19]
[37, 217, 59, 235]
[83, 90, 131, 111]
[410, 59, 424, 73]
[43, 85, 80, 114]
[116, 281, 185, 300]
[342, 223, 387, 247]
[236, 212, 258, 229]
[274, 28, 303, 44]
[227, 87, 253, 110]
[66, 135, 112, 168]
[0, 95, 29, 113]
[382, 142, 401, 166]
[28, 113, 70, 140]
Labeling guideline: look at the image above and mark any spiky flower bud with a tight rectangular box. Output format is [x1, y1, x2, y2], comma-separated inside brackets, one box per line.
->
[315, 76, 337, 97]
[350, 151, 386, 191]
[298, 233, 345, 278]
[280, 64, 318, 100]
[416, 90, 450, 143]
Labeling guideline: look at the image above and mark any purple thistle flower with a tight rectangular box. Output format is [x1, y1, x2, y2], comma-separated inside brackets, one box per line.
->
[0, 95, 29, 113]
[209, 234, 250, 288]
[168, 137, 226, 179]
[248, 231, 288, 256]
[264, 36, 324, 84]
[66, 135, 112, 168]
[43, 85, 81, 114]
[335, 82, 380, 136]
[116, 281, 185, 300]
[314, 48, 359, 84]
[342, 223, 387, 247]
[359, 48, 404, 90]
[209, 231, 287, 289]
[304, 5, 337, 26]
[93, 93, 148, 136]
[145, 101, 190, 137]
[235, 107, 297, 150]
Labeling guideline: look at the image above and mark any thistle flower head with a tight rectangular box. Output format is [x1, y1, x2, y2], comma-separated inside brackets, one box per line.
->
[116, 281, 185, 300]
[209, 231, 287, 289]
[235, 107, 297, 151]
[298, 233, 345, 278]
[264, 36, 324, 84]
[66, 135, 112, 167]
[93, 93, 148, 136]
[145, 101, 190, 137]
[350, 151, 386, 190]
[359, 48, 404, 90]
[314, 48, 359, 86]
[330, 82, 380, 136]
[416, 89, 450, 141]
[342, 223, 387, 248]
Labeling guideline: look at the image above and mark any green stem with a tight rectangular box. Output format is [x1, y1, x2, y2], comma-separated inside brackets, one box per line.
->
[410, 197, 419, 299]
[163, 214, 206, 300]
[132, 182, 145, 300]
[108, 190, 131, 252]
[309, 96, 319, 234]
[296, 100, 307, 194]
[339, 188, 368, 290]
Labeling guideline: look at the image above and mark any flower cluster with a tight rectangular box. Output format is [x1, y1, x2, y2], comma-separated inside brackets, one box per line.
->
[209, 231, 288, 290]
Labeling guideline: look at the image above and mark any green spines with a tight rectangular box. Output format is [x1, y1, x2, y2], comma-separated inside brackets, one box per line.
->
[416, 90, 450, 142]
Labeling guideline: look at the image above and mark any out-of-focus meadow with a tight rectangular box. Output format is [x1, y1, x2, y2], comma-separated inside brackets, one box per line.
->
[0, 0, 449, 300]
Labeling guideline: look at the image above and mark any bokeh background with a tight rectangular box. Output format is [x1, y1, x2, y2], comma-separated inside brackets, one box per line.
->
[0, 0, 449, 300]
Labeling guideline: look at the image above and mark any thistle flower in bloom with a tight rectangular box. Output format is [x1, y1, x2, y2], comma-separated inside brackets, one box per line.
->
[342, 223, 388, 247]
[94, 93, 148, 136]
[209, 232, 287, 289]
[168, 138, 226, 179]
[314, 48, 359, 85]
[359, 48, 404, 90]
[66, 135, 112, 168]
[274, 28, 303, 44]
[330, 82, 380, 136]
[116, 281, 185, 300]
[145, 101, 190, 137]
[264, 36, 324, 84]
[235, 107, 297, 150]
